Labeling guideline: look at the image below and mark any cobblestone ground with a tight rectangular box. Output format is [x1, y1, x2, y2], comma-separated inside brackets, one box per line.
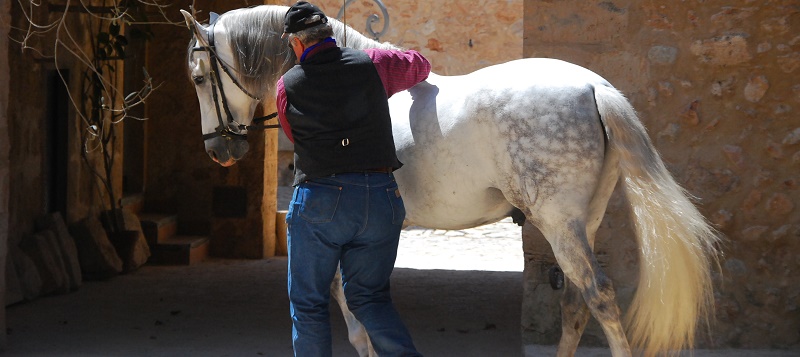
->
[396, 218, 524, 272]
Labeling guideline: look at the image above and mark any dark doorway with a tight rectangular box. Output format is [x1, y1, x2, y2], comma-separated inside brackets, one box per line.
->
[44, 70, 69, 215]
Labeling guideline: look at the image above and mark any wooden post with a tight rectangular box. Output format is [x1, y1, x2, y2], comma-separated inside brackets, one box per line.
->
[261, 101, 279, 258]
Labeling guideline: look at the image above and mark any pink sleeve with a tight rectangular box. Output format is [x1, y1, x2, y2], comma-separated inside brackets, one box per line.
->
[365, 49, 431, 98]
[275, 77, 294, 143]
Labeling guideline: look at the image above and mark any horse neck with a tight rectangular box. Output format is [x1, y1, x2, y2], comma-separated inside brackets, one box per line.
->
[328, 18, 399, 51]
[222, 6, 400, 100]
[220, 6, 294, 100]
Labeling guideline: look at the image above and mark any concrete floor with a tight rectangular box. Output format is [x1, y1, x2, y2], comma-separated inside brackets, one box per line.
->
[5, 218, 799, 356]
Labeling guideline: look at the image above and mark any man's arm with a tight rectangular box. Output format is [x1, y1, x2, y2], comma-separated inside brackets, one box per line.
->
[275, 77, 295, 143]
[365, 49, 431, 98]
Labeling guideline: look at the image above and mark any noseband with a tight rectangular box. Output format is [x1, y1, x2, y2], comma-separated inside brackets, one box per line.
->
[193, 17, 279, 141]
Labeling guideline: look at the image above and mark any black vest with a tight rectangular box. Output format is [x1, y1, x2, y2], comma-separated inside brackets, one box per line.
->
[284, 46, 402, 185]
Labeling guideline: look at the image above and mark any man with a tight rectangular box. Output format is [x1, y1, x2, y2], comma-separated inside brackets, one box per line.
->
[275, 2, 431, 356]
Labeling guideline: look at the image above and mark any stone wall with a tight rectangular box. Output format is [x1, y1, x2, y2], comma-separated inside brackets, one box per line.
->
[5, 1, 119, 244]
[523, 0, 799, 349]
[272, 0, 524, 75]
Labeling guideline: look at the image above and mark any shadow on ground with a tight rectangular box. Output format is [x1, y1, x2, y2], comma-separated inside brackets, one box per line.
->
[6, 258, 799, 356]
[5, 258, 523, 356]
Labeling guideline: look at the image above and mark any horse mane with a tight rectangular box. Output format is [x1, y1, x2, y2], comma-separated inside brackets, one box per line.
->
[217, 5, 399, 99]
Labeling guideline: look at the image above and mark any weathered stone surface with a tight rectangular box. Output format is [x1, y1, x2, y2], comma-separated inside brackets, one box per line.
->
[710, 6, 756, 28]
[647, 45, 677, 65]
[5, 255, 24, 305]
[9, 242, 40, 301]
[68, 215, 123, 280]
[35, 212, 82, 290]
[741, 190, 762, 213]
[20, 231, 69, 295]
[710, 77, 735, 97]
[766, 141, 783, 159]
[690, 35, 752, 65]
[681, 100, 700, 125]
[722, 145, 744, 168]
[744, 75, 769, 102]
[783, 128, 800, 145]
[281, 0, 524, 76]
[118, 209, 151, 272]
[657, 81, 673, 96]
[766, 193, 794, 216]
[711, 209, 733, 230]
[724, 258, 747, 276]
[777, 52, 800, 73]
[657, 123, 680, 142]
[741, 225, 769, 242]
[770, 224, 792, 242]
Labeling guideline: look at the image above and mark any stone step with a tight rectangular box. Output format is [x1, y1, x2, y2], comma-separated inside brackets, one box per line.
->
[150, 236, 209, 265]
[120, 193, 145, 215]
[138, 213, 177, 247]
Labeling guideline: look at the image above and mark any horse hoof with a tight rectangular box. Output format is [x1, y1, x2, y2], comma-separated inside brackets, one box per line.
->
[548, 266, 564, 290]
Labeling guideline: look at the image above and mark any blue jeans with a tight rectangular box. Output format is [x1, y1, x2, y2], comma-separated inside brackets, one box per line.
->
[287, 172, 420, 357]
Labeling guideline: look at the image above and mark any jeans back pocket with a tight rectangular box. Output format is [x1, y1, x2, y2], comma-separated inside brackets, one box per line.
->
[386, 185, 406, 226]
[299, 182, 343, 224]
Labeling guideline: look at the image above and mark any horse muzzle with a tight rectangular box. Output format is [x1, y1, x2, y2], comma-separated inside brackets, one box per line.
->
[204, 136, 249, 166]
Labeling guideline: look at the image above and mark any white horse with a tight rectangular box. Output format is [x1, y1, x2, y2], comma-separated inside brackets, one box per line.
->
[180, 6, 720, 357]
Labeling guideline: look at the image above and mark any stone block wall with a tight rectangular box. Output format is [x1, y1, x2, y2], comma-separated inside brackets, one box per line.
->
[272, 0, 524, 75]
[523, 0, 799, 349]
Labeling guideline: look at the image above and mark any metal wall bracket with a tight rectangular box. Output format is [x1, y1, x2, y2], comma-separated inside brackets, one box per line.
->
[336, 0, 390, 41]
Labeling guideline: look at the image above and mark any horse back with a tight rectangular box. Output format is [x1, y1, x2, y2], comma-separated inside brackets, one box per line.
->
[388, 58, 610, 229]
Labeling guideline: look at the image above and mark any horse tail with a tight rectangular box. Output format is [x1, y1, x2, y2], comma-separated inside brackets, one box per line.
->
[593, 84, 721, 356]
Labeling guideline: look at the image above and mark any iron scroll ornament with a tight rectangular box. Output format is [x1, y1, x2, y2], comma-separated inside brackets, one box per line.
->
[336, 0, 390, 41]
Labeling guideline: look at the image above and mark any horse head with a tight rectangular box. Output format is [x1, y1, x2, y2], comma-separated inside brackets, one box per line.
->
[180, 9, 260, 167]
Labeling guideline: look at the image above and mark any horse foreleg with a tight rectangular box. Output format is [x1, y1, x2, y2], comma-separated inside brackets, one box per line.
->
[331, 268, 375, 357]
[545, 222, 631, 357]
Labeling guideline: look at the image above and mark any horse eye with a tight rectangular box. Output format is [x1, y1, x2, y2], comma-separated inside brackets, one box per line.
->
[192, 75, 204, 85]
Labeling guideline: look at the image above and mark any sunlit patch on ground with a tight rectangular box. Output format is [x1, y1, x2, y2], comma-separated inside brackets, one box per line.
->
[396, 217, 524, 272]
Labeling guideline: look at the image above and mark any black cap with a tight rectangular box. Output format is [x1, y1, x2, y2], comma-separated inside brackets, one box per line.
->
[283, 2, 328, 37]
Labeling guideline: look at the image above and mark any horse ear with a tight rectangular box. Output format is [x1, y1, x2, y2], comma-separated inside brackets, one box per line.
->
[180, 9, 208, 42]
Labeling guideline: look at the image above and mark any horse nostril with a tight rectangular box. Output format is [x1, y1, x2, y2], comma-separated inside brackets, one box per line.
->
[208, 150, 218, 161]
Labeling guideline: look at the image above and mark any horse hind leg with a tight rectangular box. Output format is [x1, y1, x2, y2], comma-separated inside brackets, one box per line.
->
[557, 279, 591, 357]
[555, 195, 617, 356]
[557, 140, 621, 356]
[542, 217, 631, 357]
[331, 268, 375, 357]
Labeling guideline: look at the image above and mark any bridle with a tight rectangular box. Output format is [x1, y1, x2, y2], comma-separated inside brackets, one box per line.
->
[193, 17, 280, 141]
